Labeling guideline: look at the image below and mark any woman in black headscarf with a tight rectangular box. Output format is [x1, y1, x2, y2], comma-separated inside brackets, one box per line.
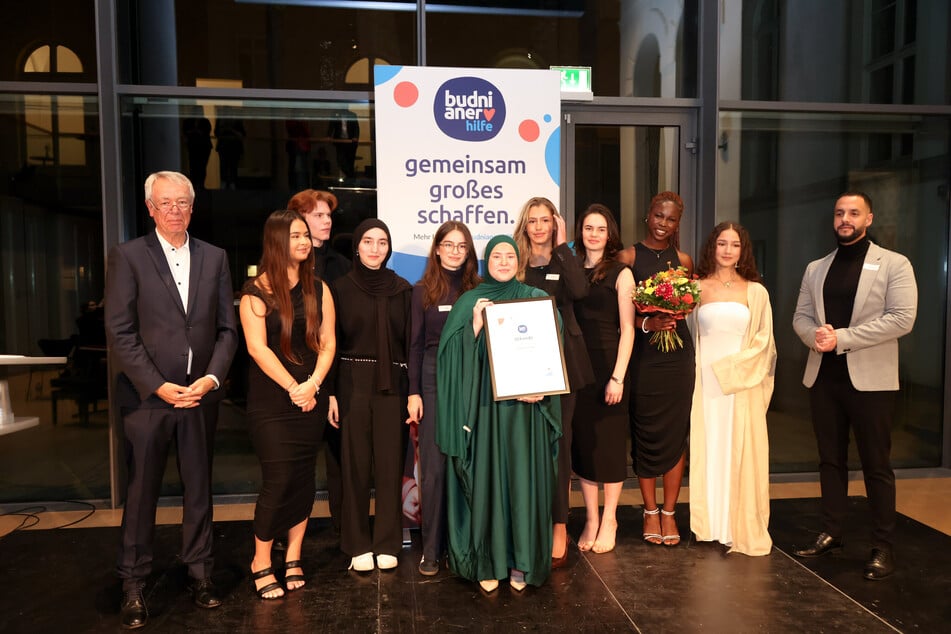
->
[329, 219, 412, 572]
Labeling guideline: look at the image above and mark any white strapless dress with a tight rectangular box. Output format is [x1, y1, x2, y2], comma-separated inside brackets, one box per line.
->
[696, 301, 751, 546]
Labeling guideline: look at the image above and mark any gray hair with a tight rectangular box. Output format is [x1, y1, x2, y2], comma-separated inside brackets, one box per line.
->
[144, 171, 195, 202]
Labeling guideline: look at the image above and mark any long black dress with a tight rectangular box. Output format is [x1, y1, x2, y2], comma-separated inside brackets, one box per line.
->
[243, 281, 327, 541]
[572, 261, 629, 483]
[629, 243, 694, 477]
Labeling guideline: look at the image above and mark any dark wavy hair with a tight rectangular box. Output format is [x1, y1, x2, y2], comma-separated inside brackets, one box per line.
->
[696, 221, 762, 283]
[418, 221, 481, 309]
[575, 204, 623, 284]
[254, 210, 321, 362]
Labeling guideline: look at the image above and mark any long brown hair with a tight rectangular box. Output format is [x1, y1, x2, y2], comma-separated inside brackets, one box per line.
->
[419, 221, 481, 309]
[575, 204, 623, 284]
[255, 210, 321, 362]
[513, 196, 560, 281]
[696, 221, 762, 283]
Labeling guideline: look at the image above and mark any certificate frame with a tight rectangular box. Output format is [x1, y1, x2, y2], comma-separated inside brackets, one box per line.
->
[483, 296, 569, 401]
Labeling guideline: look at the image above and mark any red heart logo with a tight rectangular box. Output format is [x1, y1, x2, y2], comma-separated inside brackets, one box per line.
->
[483, 108, 496, 121]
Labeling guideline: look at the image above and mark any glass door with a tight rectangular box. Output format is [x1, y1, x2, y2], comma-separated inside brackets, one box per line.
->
[562, 108, 697, 254]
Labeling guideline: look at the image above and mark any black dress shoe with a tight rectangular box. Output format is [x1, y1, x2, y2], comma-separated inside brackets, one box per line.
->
[120, 589, 148, 630]
[189, 577, 223, 609]
[418, 557, 440, 576]
[793, 532, 843, 557]
[863, 548, 895, 580]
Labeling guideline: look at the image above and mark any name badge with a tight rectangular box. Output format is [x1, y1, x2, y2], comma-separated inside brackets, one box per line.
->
[545, 273, 561, 281]
[863, 263, 880, 271]
[438, 304, 452, 312]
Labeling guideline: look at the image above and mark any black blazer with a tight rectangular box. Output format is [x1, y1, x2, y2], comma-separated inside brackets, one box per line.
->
[105, 232, 238, 409]
[523, 243, 595, 391]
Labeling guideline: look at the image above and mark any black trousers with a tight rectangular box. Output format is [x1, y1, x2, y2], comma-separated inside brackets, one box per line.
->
[809, 375, 896, 549]
[322, 423, 343, 530]
[417, 350, 446, 561]
[337, 362, 405, 557]
[204, 400, 219, 475]
[117, 406, 213, 590]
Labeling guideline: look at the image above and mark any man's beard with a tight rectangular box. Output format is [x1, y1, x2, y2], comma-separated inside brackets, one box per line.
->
[835, 225, 866, 245]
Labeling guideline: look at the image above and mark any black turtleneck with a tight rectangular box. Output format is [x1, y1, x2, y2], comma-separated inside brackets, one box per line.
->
[313, 242, 351, 283]
[819, 235, 870, 379]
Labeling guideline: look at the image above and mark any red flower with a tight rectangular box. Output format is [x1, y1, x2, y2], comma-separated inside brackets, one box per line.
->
[682, 294, 694, 305]
[656, 282, 674, 300]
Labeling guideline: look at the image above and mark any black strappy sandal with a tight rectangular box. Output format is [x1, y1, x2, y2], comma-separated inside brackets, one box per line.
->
[251, 566, 284, 599]
[284, 560, 305, 591]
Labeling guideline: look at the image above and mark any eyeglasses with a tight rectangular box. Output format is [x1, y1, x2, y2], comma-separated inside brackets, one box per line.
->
[150, 198, 193, 213]
[439, 241, 468, 253]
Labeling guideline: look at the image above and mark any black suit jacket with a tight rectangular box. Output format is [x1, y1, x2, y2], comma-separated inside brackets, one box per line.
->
[523, 243, 596, 391]
[105, 232, 238, 409]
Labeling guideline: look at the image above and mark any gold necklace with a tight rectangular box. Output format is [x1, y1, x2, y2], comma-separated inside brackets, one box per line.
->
[716, 272, 737, 288]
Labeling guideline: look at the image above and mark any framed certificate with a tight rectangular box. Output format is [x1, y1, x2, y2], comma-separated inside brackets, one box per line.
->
[483, 296, 570, 401]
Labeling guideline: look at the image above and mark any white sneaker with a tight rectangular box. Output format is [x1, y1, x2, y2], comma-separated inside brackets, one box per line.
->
[376, 554, 398, 570]
[349, 552, 374, 572]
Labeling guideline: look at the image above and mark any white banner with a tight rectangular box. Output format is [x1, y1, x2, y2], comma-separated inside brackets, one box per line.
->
[374, 65, 561, 282]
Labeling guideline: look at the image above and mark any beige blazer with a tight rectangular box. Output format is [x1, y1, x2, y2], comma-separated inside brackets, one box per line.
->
[792, 241, 917, 391]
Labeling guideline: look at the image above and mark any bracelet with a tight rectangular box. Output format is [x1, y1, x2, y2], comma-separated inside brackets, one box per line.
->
[285, 380, 296, 392]
[641, 316, 651, 334]
[303, 374, 320, 393]
[611, 375, 624, 385]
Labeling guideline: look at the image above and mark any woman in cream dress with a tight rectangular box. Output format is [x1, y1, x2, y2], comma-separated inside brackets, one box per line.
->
[688, 222, 776, 556]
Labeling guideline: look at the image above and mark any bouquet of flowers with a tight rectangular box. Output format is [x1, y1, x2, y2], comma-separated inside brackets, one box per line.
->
[632, 265, 701, 352]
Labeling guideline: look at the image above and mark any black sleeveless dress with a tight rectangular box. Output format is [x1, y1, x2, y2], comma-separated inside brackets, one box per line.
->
[572, 261, 630, 483]
[629, 243, 694, 478]
[243, 281, 327, 541]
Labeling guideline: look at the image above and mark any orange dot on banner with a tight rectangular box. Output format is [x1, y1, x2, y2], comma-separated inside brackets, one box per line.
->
[519, 119, 540, 142]
[394, 82, 419, 107]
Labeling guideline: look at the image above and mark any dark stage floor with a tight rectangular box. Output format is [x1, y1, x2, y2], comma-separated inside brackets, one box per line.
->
[1, 498, 947, 633]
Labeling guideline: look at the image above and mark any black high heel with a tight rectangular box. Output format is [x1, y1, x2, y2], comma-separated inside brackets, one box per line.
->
[284, 560, 305, 591]
[251, 566, 284, 600]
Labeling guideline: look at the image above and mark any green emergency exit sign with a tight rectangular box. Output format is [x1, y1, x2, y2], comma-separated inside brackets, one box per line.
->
[551, 66, 592, 100]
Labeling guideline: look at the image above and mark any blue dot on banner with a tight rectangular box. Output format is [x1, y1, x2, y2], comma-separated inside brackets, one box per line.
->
[544, 114, 552, 123]
[545, 127, 560, 187]
[374, 66, 403, 86]
[389, 251, 429, 285]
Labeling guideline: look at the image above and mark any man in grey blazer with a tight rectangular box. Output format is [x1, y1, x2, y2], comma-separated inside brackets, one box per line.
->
[105, 171, 237, 628]
[792, 192, 917, 580]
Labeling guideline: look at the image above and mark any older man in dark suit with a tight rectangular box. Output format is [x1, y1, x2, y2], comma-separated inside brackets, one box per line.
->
[792, 191, 917, 581]
[105, 171, 237, 629]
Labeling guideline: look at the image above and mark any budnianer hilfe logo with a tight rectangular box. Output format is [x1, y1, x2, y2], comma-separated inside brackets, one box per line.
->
[434, 77, 506, 142]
